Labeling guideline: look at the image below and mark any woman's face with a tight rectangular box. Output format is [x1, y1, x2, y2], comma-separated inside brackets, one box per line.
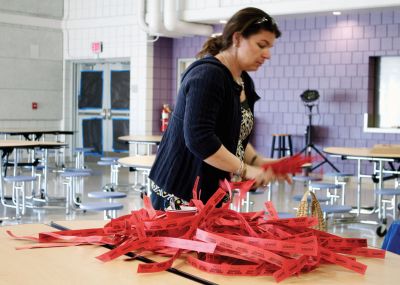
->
[236, 30, 276, 72]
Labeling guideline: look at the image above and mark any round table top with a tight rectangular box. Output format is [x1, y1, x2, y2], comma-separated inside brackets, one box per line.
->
[118, 155, 156, 168]
[35, 141, 67, 148]
[0, 128, 74, 135]
[0, 140, 37, 148]
[118, 135, 162, 144]
[324, 146, 400, 159]
[0, 140, 66, 149]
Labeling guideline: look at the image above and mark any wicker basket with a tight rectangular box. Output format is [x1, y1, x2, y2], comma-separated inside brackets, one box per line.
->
[296, 190, 327, 231]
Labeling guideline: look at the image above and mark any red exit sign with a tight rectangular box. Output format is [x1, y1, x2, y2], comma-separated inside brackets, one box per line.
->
[91, 41, 103, 54]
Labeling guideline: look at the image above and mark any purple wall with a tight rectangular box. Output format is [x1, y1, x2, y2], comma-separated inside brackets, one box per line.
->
[153, 37, 174, 134]
[154, 8, 400, 174]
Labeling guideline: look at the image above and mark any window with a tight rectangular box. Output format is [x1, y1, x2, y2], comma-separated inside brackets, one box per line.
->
[177, 58, 195, 90]
[370, 56, 400, 129]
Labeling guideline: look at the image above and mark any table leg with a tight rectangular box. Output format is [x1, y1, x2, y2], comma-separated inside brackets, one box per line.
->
[43, 148, 48, 200]
[377, 160, 384, 220]
[13, 149, 18, 176]
[357, 159, 361, 216]
[0, 150, 5, 208]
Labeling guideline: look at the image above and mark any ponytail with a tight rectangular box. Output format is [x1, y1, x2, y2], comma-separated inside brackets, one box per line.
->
[196, 35, 224, 59]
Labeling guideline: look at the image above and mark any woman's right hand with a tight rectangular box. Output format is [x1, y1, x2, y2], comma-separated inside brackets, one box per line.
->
[245, 164, 273, 187]
[245, 164, 291, 187]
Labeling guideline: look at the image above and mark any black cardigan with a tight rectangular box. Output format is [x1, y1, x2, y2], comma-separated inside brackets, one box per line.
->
[149, 56, 260, 203]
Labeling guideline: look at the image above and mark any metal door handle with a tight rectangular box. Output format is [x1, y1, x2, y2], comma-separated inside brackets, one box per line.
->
[101, 109, 107, 119]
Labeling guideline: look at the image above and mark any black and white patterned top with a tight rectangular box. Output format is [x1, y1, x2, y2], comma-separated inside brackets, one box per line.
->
[236, 99, 254, 160]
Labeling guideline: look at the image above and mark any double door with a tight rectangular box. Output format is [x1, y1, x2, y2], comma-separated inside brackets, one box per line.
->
[75, 62, 130, 155]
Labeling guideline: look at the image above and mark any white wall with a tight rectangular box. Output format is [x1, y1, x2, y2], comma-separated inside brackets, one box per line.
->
[0, 1, 63, 128]
[63, 0, 155, 137]
[0, 0, 63, 18]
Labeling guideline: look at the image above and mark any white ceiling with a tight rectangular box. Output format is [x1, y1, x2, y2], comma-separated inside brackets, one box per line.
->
[182, 0, 400, 24]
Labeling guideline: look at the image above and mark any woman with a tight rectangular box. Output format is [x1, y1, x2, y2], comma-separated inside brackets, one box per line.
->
[149, 7, 289, 210]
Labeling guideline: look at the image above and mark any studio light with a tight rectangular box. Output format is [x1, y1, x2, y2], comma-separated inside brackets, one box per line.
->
[298, 89, 339, 172]
[300, 89, 320, 105]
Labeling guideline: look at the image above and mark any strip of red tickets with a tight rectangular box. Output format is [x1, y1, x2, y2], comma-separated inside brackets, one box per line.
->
[222, 153, 314, 209]
[261, 153, 314, 174]
[7, 181, 386, 282]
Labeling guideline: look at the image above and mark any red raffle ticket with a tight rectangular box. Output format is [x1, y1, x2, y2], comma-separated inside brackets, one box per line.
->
[7, 182, 386, 283]
[262, 153, 313, 175]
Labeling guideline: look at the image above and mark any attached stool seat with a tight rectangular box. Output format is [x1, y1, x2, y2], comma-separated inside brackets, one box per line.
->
[97, 160, 118, 166]
[63, 167, 93, 174]
[292, 176, 322, 182]
[97, 158, 120, 191]
[277, 212, 296, 219]
[88, 191, 127, 199]
[60, 170, 92, 178]
[80, 202, 123, 219]
[292, 176, 322, 194]
[320, 205, 352, 219]
[321, 204, 352, 213]
[80, 202, 123, 211]
[309, 182, 342, 188]
[36, 165, 55, 171]
[309, 182, 344, 205]
[100, 157, 119, 162]
[325, 172, 353, 178]
[270, 134, 293, 158]
[75, 147, 94, 152]
[4, 176, 37, 183]
[375, 188, 400, 195]
[74, 147, 94, 169]
[60, 170, 92, 214]
[292, 194, 330, 213]
[292, 194, 329, 203]
[36, 148, 65, 167]
[86, 191, 126, 219]
[375, 188, 400, 222]
[4, 175, 37, 219]
[324, 172, 353, 205]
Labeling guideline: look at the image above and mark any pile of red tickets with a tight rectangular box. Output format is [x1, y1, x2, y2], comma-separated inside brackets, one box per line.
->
[8, 185, 385, 283]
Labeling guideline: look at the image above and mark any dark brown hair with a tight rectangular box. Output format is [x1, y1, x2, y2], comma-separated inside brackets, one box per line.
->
[197, 7, 281, 58]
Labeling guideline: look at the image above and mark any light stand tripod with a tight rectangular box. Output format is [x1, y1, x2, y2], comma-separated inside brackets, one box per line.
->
[299, 104, 339, 172]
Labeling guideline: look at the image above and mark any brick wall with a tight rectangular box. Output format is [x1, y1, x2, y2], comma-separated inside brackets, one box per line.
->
[155, 8, 400, 174]
[153, 37, 174, 134]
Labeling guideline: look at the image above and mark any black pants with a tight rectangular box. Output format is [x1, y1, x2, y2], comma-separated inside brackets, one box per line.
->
[150, 191, 169, 210]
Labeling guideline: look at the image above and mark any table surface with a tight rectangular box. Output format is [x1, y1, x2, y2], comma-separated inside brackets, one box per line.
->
[324, 146, 400, 159]
[118, 155, 155, 168]
[45, 221, 400, 285]
[118, 135, 162, 143]
[5, 219, 396, 285]
[0, 222, 196, 285]
[0, 140, 66, 149]
[0, 128, 74, 135]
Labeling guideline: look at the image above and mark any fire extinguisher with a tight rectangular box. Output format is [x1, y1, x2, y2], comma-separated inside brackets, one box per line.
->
[161, 104, 171, 132]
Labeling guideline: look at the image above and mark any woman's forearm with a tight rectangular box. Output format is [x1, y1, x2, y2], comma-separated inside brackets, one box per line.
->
[204, 145, 242, 173]
[204, 144, 285, 186]
[244, 143, 275, 167]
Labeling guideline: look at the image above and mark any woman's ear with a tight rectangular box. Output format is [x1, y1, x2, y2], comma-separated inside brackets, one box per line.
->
[232, 32, 242, 47]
